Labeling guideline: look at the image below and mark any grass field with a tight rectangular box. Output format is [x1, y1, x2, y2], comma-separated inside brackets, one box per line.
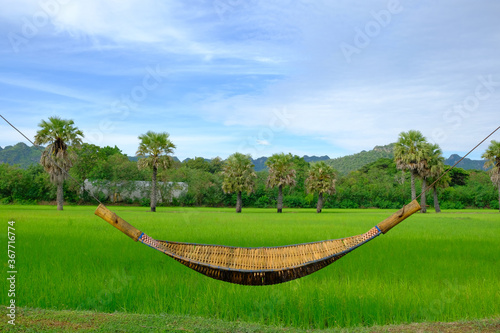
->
[0, 204, 499, 330]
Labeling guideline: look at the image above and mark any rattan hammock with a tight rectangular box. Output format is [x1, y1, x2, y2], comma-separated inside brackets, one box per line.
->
[95, 200, 420, 285]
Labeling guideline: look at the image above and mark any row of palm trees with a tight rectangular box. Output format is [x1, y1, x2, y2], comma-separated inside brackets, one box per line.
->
[394, 129, 500, 213]
[34, 116, 500, 212]
[394, 130, 449, 213]
[222, 152, 336, 213]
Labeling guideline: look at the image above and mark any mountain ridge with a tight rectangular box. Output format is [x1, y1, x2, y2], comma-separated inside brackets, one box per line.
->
[0, 142, 488, 173]
[445, 154, 486, 170]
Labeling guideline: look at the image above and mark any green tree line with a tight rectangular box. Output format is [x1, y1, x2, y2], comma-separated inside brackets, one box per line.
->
[1, 117, 499, 211]
[1, 153, 498, 210]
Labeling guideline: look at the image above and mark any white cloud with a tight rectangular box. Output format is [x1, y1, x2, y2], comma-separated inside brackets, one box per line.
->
[0, 75, 105, 104]
[1, 1, 499, 161]
[256, 139, 271, 146]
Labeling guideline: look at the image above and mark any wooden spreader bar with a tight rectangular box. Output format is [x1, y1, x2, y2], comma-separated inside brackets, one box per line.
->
[94, 204, 142, 241]
[376, 199, 421, 234]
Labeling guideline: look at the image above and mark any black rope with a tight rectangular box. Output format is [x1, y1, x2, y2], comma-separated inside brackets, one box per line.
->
[0, 114, 103, 205]
[415, 125, 500, 201]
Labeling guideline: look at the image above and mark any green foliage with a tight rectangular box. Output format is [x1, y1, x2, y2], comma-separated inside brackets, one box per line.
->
[265, 153, 296, 189]
[394, 130, 428, 173]
[0, 138, 498, 210]
[254, 194, 271, 208]
[0, 163, 53, 203]
[359, 157, 397, 175]
[448, 168, 469, 186]
[183, 157, 211, 172]
[221, 153, 256, 195]
[1, 154, 498, 209]
[34, 116, 84, 185]
[306, 161, 336, 195]
[165, 166, 225, 206]
[136, 131, 176, 171]
[184, 157, 224, 174]
[290, 155, 309, 194]
[209, 157, 224, 174]
[283, 195, 306, 208]
[34, 117, 84, 146]
[71, 143, 145, 182]
[0, 142, 42, 168]
[326, 144, 394, 175]
[482, 140, 500, 188]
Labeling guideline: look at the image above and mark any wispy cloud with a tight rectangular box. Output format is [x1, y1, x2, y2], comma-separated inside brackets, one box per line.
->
[0, 0, 499, 160]
[0, 75, 105, 104]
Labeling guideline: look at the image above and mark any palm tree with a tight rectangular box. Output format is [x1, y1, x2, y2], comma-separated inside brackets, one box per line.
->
[222, 153, 257, 213]
[305, 161, 336, 213]
[429, 168, 450, 214]
[34, 116, 83, 210]
[394, 130, 428, 201]
[417, 143, 437, 213]
[481, 140, 500, 212]
[136, 131, 176, 212]
[424, 143, 449, 213]
[265, 153, 296, 213]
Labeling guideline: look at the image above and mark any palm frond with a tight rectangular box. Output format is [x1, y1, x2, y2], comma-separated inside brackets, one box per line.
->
[482, 140, 500, 186]
[136, 131, 176, 171]
[222, 153, 256, 194]
[35, 116, 83, 185]
[265, 153, 296, 188]
[306, 161, 336, 195]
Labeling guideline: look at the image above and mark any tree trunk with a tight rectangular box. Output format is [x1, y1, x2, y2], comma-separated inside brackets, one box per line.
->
[151, 165, 157, 212]
[498, 186, 500, 213]
[410, 170, 416, 200]
[420, 178, 427, 213]
[57, 181, 64, 211]
[236, 191, 242, 213]
[277, 185, 283, 213]
[433, 186, 441, 213]
[316, 192, 323, 213]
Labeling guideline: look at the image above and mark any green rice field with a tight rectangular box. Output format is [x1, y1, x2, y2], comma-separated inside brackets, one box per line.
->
[0, 205, 499, 329]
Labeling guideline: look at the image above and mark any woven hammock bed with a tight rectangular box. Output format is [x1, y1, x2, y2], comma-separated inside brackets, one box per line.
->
[95, 200, 420, 286]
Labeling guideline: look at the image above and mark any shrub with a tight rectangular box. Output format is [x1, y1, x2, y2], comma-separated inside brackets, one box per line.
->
[339, 199, 359, 209]
[490, 200, 499, 210]
[283, 195, 306, 208]
[178, 193, 195, 207]
[254, 195, 270, 208]
[440, 201, 465, 209]
[140, 197, 151, 207]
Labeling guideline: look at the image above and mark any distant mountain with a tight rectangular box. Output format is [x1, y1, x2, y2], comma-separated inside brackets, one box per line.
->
[325, 144, 395, 175]
[445, 154, 486, 170]
[323, 145, 488, 175]
[0, 142, 42, 168]
[303, 155, 331, 163]
[252, 157, 268, 172]
[1, 142, 490, 173]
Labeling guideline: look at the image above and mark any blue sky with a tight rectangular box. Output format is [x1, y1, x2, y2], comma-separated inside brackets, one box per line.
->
[1, 0, 499, 160]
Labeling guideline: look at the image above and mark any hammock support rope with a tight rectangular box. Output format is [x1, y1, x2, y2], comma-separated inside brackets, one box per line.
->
[95, 200, 421, 285]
